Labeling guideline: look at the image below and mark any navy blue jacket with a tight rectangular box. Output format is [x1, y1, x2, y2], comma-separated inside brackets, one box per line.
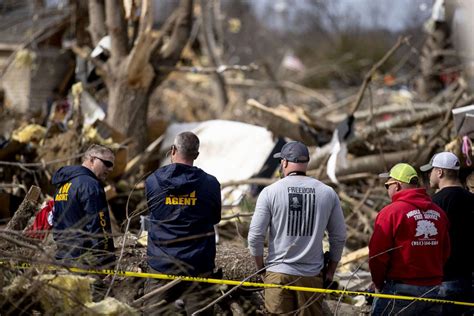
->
[52, 166, 115, 266]
[145, 163, 221, 276]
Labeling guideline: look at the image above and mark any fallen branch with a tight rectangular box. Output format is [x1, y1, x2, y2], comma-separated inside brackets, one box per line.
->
[245, 99, 333, 146]
[131, 278, 182, 307]
[308, 148, 431, 178]
[157, 63, 258, 74]
[6, 186, 41, 231]
[353, 104, 450, 141]
[340, 246, 369, 267]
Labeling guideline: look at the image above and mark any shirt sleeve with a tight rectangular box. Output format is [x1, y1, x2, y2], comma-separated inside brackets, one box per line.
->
[145, 175, 161, 216]
[368, 208, 393, 290]
[248, 188, 271, 257]
[211, 179, 222, 225]
[326, 191, 347, 262]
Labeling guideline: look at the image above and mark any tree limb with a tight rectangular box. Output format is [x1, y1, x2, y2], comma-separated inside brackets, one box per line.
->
[88, 0, 107, 46]
[308, 148, 432, 178]
[199, 0, 228, 111]
[353, 104, 450, 141]
[136, 0, 153, 39]
[151, 0, 193, 70]
[70, 43, 106, 74]
[126, 0, 155, 88]
[105, 0, 129, 60]
[245, 99, 333, 146]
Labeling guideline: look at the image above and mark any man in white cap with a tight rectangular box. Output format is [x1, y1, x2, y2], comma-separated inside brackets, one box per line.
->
[248, 141, 346, 316]
[421, 152, 474, 315]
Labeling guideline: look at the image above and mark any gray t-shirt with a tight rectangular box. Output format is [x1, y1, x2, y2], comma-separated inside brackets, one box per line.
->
[248, 175, 346, 276]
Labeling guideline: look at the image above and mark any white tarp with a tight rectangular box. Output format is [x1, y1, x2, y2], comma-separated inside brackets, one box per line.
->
[160, 120, 277, 183]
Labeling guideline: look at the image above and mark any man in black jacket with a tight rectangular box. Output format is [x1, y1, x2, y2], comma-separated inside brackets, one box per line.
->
[421, 151, 474, 315]
[144, 131, 221, 315]
[52, 144, 115, 267]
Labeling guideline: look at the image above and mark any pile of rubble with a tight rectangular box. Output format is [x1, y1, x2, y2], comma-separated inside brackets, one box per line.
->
[0, 14, 473, 313]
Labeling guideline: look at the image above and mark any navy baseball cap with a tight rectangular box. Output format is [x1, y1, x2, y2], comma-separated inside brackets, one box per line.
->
[273, 141, 310, 163]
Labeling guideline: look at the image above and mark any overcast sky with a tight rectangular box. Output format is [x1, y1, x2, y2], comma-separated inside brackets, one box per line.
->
[43, 0, 434, 32]
[251, 0, 434, 32]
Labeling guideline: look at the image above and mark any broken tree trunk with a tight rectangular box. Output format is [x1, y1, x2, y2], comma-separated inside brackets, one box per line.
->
[82, 0, 194, 157]
[6, 185, 41, 231]
[106, 83, 151, 156]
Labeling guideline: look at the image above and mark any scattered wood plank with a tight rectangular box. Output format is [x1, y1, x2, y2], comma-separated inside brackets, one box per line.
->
[340, 246, 369, 266]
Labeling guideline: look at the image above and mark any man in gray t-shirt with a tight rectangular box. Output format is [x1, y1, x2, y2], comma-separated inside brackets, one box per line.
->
[248, 141, 346, 316]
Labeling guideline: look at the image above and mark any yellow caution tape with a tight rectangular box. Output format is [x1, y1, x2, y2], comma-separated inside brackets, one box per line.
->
[7, 262, 474, 307]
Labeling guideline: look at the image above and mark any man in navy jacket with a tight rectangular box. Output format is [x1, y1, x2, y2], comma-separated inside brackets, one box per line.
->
[144, 131, 221, 314]
[52, 144, 115, 267]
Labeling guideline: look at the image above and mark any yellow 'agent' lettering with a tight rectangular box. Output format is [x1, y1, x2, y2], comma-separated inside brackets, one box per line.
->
[165, 191, 198, 205]
[55, 193, 68, 201]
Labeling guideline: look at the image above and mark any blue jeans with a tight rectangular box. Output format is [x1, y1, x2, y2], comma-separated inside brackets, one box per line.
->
[372, 281, 441, 316]
[439, 279, 473, 316]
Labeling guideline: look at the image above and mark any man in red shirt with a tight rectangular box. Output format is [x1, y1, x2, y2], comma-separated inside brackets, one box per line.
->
[369, 163, 450, 315]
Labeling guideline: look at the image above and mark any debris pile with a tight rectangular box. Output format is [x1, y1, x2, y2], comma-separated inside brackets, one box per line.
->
[1, 2, 474, 315]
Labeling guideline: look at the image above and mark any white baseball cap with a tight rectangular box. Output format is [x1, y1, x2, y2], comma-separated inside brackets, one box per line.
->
[420, 152, 460, 171]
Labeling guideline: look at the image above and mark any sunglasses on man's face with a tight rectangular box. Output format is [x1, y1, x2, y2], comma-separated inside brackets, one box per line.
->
[384, 181, 398, 190]
[93, 156, 114, 168]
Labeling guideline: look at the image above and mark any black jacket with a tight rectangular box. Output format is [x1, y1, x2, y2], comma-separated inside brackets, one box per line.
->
[52, 166, 115, 266]
[145, 163, 221, 275]
[432, 187, 474, 280]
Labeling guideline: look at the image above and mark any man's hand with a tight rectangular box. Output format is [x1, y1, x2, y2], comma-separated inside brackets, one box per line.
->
[323, 259, 339, 288]
[253, 255, 265, 274]
[368, 282, 376, 292]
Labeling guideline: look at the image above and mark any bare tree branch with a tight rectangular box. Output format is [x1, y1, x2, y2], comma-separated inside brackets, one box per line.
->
[151, 0, 193, 69]
[88, 0, 107, 46]
[105, 0, 129, 59]
[199, 0, 228, 111]
[126, 0, 155, 87]
[71, 44, 106, 75]
[136, 0, 153, 39]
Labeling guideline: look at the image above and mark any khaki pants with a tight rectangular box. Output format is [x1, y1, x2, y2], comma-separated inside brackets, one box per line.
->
[264, 271, 323, 316]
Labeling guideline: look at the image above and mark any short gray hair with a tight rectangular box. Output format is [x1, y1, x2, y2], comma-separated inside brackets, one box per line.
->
[174, 132, 199, 160]
[83, 144, 114, 162]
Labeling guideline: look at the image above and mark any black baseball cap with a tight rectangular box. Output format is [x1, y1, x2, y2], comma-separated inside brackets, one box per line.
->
[273, 141, 310, 163]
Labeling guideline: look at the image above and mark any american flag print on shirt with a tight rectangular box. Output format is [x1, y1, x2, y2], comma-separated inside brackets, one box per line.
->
[287, 187, 316, 236]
